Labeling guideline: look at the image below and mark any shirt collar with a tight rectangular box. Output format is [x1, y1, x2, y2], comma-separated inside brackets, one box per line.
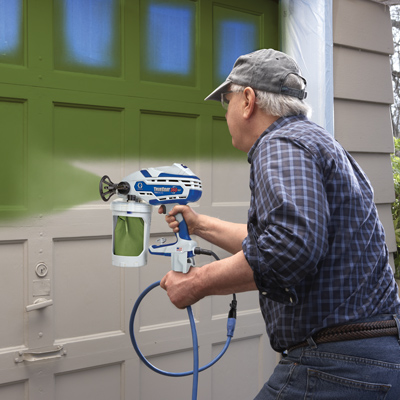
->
[247, 114, 307, 164]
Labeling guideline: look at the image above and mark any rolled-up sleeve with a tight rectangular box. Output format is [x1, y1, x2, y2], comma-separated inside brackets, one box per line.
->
[243, 136, 330, 305]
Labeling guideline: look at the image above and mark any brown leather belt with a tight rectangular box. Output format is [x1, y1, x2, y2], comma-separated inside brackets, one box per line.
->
[287, 319, 399, 353]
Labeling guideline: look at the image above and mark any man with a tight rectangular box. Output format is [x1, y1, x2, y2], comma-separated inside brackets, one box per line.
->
[160, 49, 400, 399]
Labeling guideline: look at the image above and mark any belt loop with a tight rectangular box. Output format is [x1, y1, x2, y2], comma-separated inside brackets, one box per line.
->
[306, 336, 318, 349]
[393, 314, 400, 343]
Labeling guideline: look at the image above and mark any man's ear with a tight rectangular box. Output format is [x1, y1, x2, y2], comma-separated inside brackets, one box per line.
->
[242, 87, 256, 119]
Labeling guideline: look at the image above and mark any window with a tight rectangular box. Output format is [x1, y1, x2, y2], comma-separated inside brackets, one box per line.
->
[140, 0, 196, 86]
[54, 0, 120, 76]
[213, 6, 260, 86]
[0, 0, 23, 65]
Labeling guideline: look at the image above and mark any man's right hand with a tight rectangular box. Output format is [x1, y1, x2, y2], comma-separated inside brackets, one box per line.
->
[158, 204, 199, 236]
[158, 204, 247, 255]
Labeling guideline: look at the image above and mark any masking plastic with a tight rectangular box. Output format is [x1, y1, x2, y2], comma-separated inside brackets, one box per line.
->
[280, 0, 334, 136]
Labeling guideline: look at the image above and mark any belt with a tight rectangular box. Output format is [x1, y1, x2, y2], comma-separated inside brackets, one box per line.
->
[287, 319, 399, 353]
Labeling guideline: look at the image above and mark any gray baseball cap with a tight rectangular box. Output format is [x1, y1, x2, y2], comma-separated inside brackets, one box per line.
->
[205, 48, 307, 102]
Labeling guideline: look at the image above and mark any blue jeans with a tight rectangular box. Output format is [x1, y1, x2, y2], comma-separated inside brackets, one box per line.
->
[254, 314, 400, 399]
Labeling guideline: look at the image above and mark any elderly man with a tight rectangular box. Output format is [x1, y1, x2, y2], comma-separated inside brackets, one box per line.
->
[160, 49, 400, 399]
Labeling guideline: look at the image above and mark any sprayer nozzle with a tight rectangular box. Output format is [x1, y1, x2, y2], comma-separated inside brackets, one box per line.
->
[99, 176, 131, 202]
[99, 175, 117, 202]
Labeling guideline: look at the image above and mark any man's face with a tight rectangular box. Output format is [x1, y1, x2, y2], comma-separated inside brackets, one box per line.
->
[224, 91, 247, 152]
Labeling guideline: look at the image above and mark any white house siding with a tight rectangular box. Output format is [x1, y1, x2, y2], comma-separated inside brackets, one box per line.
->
[332, 0, 398, 267]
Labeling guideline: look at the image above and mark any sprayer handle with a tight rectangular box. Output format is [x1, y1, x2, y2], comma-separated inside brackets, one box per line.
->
[174, 213, 191, 241]
[150, 203, 196, 273]
[163, 204, 191, 241]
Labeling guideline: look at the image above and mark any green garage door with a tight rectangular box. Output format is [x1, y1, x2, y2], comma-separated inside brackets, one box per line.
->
[0, 1, 279, 400]
[1, 0, 278, 220]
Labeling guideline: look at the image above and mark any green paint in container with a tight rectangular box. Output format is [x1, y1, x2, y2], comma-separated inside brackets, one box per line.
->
[111, 200, 152, 267]
[114, 216, 144, 257]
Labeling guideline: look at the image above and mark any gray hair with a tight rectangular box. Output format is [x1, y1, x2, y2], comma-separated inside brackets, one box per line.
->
[230, 75, 311, 118]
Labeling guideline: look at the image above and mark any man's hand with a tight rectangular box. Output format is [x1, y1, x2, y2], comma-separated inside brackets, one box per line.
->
[158, 204, 247, 255]
[158, 204, 199, 235]
[160, 267, 203, 309]
[160, 251, 257, 310]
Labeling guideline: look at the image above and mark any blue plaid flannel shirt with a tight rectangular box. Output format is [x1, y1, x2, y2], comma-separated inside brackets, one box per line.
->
[242, 115, 400, 352]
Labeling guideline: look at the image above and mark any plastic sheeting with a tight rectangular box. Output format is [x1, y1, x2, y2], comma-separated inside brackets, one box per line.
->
[280, 0, 334, 136]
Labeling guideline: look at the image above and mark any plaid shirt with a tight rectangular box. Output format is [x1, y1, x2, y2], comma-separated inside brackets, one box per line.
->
[242, 115, 400, 352]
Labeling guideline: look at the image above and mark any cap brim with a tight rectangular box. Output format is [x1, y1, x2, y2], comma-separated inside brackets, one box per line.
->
[204, 79, 232, 101]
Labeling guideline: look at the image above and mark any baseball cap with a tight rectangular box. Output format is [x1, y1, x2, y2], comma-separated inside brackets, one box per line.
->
[205, 48, 307, 101]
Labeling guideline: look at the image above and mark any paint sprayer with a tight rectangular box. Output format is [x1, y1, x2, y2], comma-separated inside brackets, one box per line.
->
[99, 163, 236, 400]
[99, 163, 202, 273]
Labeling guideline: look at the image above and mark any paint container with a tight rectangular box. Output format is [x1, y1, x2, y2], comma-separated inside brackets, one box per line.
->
[110, 199, 152, 267]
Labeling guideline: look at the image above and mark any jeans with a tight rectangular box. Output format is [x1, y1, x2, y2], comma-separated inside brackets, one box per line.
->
[254, 314, 400, 399]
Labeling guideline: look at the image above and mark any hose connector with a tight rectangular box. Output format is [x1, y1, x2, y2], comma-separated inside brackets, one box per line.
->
[227, 299, 237, 337]
[228, 299, 237, 320]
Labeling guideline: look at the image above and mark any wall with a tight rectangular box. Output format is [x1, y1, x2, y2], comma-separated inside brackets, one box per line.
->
[332, 0, 397, 267]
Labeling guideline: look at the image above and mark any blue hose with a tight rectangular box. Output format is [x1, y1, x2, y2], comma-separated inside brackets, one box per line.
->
[129, 280, 236, 400]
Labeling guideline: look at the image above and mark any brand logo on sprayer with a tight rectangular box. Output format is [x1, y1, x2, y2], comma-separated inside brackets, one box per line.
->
[134, 181, 183, 197]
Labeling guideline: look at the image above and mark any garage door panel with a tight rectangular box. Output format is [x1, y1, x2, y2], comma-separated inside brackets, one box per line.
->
[55, 362, 123, 400]
[139, 110, 199, 166]
[53, 103, 125, 211]
[0, 98, 27, 214]
[0, 380, 28, 400]
[54, 237, 123, 340]
[211, 117, 250, 204]
[211, 336, 262, 400]
[0, 241, 26, 348]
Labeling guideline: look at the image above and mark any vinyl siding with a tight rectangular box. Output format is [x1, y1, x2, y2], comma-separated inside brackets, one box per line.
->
[332, 0, 397, 263]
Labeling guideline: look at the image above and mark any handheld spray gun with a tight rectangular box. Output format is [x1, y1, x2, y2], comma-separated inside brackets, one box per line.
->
[99, 163, 202, 272]
[99, 163, 236, 400]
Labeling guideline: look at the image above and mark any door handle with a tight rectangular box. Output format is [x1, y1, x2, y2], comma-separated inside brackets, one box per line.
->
[26, 298, 53, 312]
[15, 345, 66, 363]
